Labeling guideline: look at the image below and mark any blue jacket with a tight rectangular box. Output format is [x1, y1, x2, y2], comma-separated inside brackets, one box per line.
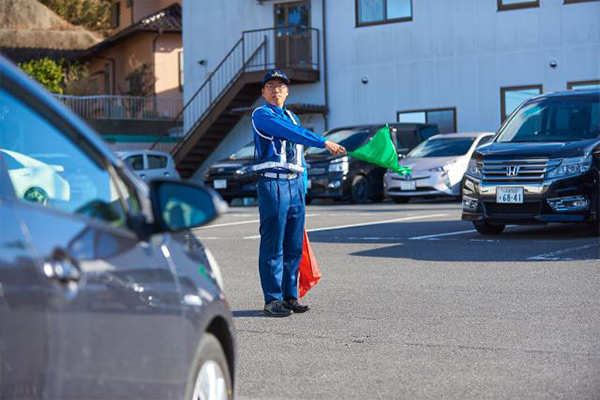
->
[251, 103, 326, 175]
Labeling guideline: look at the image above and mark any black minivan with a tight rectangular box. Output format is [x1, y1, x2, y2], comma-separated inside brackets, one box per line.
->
[462, 89, 600, 235]
[306, 123, 439, 203]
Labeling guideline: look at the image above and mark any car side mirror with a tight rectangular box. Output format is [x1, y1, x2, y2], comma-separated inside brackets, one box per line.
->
[149, 180, 227, 233]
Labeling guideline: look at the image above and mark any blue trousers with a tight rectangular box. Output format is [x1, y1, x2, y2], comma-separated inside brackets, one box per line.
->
[257, 176, 305, 304]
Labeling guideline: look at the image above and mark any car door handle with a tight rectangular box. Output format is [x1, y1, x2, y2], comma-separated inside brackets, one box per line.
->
[140, 173, 146, 179]
[164, 172, 170, 177]
[43, 259, 81, 283]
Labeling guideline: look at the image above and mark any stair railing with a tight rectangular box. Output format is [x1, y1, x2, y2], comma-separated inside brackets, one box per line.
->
[150, 27, 319, 153]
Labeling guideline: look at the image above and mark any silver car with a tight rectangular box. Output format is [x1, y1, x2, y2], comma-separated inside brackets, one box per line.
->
[0, 56, 235, 400]
[384, 132, 494, 203]
[118, 150, 180, 181]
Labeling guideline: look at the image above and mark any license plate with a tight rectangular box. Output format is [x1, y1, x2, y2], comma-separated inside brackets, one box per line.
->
[307, 179, 312, 189]
[400, 181, 416, 191]
[496, 187, 524, 203]
[213, 179, 227, 189]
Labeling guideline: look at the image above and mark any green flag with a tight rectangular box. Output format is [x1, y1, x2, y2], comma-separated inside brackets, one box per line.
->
[347, 124, 411, 175]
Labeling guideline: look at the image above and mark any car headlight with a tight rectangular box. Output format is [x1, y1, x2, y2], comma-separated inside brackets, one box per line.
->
[204, 248, 225, 291]
[429, 161, 456, 173]
[328, 156, 349, 173]
[546, 156, 591, 179]
[466, 159, 482, 178]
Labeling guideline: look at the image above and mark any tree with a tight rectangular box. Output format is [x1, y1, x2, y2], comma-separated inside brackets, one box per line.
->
[19, 58, 64, 94]
[37, 0, 111, 32]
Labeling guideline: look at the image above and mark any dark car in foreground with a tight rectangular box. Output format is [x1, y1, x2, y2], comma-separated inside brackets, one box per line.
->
[462, 89, 600, 235]
[306, 123, 439, 203]
[0, 56, 236, 399]
[203, 142, 256, 204]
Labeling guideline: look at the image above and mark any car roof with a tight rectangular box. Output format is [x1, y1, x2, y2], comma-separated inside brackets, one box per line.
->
[0, 55, 122, 167]
[428, 132, 495, 139]
[529, 88, 599, 102]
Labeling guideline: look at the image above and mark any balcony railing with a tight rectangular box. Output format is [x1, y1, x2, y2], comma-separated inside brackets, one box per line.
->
[54, 95, 183, 121]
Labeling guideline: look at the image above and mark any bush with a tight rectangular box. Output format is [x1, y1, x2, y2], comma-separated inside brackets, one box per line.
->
[19, 58, 64, 94]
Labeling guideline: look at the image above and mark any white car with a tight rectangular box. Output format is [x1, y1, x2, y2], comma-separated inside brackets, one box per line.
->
[0, 149, 70, 205]
[384, 132, 494, 203]
[117, 150, 180, 182]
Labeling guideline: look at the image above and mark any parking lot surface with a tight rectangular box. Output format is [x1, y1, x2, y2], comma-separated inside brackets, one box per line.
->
[194, 200, 600, 400]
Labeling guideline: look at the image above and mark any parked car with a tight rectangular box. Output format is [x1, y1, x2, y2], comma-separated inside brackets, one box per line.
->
[117, 150, 180, 181]
[384, 132, 495, 203]
[306, 123, 439, 203]
[203, 142, 257, 204]
[462, 89, 600, 235]
[0, 149, 71, 205]
[0, 55, 236, 399]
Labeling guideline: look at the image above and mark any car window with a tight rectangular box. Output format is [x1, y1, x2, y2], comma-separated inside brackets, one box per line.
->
[229, 142, 255, 160]
[125, 155, 144, 170]
[408, 138, 476, 158]
[420, 126, 440, 140]
[395, 131, 421, 151]
[497, 96, 600, 143]
[148, 155, 168, 169]
[476, 135, 493, 147]
[0, 151, 24, 170]
[306, 129, 370, 155]
[0, 88, 138, 228]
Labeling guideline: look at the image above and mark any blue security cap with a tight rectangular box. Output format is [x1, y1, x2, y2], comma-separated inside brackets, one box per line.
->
[261, 69, 291, 88]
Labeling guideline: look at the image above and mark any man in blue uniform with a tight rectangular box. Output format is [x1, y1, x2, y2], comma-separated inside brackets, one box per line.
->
[251, 70, 346, 317]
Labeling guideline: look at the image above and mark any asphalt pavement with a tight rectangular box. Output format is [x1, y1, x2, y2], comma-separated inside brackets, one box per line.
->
[193, 199, 600, 400]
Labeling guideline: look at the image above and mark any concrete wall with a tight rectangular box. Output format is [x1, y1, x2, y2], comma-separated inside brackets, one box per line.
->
[184, 0, 600, 176]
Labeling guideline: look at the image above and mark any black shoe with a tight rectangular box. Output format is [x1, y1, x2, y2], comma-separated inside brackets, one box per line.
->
[264, 300, 292, 317]
[282, 298, 310, 313]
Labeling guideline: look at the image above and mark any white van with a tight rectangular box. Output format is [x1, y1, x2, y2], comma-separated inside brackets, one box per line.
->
[117, 150, 180, 181]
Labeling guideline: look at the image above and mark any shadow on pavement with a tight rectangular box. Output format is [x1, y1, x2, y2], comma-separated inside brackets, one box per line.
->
[232, 310, 266, 318]
[308, 220, 599, 262]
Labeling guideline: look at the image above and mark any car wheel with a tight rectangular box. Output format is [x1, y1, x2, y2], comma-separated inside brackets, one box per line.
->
[473, 221, 505, 235]
[189, 333, 232, 400]
[350, 175, 370, 204]
[23, 187, 49, 205]
[392, 197, 410, 204]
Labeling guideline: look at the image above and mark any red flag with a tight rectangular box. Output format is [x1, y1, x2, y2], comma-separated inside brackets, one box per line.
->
[298, 229, 321, 298]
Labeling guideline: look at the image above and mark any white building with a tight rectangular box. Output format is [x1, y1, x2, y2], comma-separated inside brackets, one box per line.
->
[180, 0, 600, 181]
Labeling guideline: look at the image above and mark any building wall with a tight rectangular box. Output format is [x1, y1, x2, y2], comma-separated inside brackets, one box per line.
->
[87, 34, 155, 95]
[154, 33, 183, 98]
[326, 0, 600, 131]
[184, 0, 600, 177]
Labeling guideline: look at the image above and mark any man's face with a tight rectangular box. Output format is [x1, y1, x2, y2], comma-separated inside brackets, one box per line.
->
[261, 79, 289, 107]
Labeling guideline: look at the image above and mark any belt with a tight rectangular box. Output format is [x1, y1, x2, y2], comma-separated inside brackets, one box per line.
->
[261, 172, 298, 180]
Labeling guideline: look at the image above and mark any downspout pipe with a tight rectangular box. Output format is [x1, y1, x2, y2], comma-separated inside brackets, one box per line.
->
[321, 0, 329, 130]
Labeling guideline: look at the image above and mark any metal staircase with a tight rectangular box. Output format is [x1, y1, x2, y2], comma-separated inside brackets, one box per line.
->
[151, 27, 320, 179]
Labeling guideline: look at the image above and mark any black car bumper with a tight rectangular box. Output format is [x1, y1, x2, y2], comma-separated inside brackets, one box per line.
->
[306, 172, 350, 199]
[461, 171, 599, 225]
[204, 175, 258, 200]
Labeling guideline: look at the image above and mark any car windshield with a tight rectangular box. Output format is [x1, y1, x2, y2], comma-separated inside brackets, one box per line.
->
[306, 129, 370, 155]
[497, 95, 600, 143]
[407, 137, 475, 158]
[229, 142, 255, 160]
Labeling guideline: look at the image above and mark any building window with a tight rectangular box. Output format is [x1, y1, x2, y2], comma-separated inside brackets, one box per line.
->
[178, 51, 184, 91]
[500, 85, 542, 121]
[397, 107, 457, 134]
[356, 0, 412, 27]
[564, 0, 600, 4]
[568, 80, 600, 90]
[110, 2, 120, 28]
[497, 0, 539, 11]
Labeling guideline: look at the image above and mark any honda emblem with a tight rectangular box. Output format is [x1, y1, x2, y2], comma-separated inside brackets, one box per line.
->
[506, 166, 520, 176]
